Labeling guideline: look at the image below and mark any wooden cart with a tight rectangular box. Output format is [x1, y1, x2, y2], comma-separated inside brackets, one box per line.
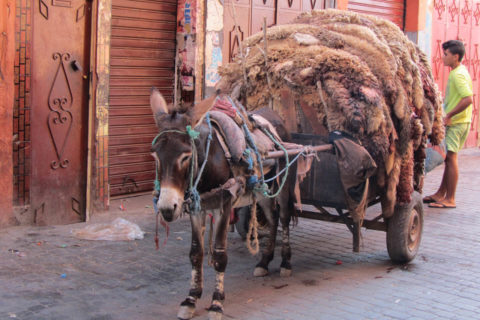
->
[236, 132, 424, 264]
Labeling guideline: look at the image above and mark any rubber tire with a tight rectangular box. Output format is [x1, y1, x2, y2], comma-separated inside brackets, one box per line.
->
[235, 207, 250, 240]
[235, 206, 269, 240]
[386, 191, 424, 263]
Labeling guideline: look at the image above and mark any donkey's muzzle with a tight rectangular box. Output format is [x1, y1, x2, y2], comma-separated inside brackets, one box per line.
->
[157, 186, 183, 222]
[161, 209, 175, 222]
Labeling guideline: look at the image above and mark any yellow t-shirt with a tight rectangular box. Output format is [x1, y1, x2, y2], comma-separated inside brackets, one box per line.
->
[444, 64, 473, 124]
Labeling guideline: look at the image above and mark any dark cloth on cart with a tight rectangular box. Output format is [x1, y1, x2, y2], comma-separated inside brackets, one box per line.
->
[331, 132, 377, 222]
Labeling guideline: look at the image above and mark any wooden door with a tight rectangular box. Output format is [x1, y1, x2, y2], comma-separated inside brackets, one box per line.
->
[223, 0, 333, 63]
[432, 0, 480, 147]
[223, 0, 250, 63]
[30, 0, 92, 225]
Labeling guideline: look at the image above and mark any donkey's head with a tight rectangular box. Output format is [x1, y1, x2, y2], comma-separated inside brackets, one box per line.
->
[150, 87, 216, 222]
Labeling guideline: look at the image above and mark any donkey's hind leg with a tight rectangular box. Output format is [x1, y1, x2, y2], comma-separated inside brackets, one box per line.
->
[178, 213, 206, 320]
[207, 200, 232, 320]
[253, 198, 278, 277]
[278, 189, 293, 277]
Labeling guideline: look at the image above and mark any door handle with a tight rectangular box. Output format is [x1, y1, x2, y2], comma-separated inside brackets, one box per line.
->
[71, 60, 83, 72]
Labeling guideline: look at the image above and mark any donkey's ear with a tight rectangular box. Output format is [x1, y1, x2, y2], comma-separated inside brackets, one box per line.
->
[186, 95, 217, 128]
[150, 87, 169, 124]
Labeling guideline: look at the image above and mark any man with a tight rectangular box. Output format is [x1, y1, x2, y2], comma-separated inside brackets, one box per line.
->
[424, 40, 473, 208]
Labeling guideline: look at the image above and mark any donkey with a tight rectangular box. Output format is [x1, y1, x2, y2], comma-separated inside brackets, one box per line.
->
[149, 88, 297, 320]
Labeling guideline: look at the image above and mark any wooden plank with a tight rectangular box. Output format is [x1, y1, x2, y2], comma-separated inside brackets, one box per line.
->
[298, 99, 328, 136]
[109, 135, 156, 146]
[113, 0, 177, 12]
[108, 107, 152, 117]
[110, 68, 174, 77]
[110, 181, 153, 195]
[265, 144, 333, 159]
[109, 153, 153, 165]
[110, 38, 176, 49]
[111, 28, 176, 40]
[109, 116, 155, 126]
[112, 8, 176, 21]
[109, 170, 155, 185]
[110, 58, 175, 68]
[111, 18, 176, 30]
[109, 125, 157, 136]
[109, 86, 173, 96]
[109, 78, 173, 87]
[109, 162, 155, 175]
[298, 209, 387, 231]
[110, 144, 153, 156]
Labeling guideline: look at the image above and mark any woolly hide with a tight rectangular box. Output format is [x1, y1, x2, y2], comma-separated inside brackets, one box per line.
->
[217, 9, 444, 215]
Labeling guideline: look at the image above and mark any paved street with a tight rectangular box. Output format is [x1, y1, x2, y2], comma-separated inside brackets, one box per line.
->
[1, 148, 479, 320]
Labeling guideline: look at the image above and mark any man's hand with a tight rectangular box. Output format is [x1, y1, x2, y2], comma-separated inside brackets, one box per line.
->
[445, 96, 473, 126]
[444, 114, 452, 126]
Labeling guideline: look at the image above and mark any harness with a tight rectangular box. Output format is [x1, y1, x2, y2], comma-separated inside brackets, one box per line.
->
[151, 113, 213, 216]
[151, 97, 301, 211]
[150, 97, 307, 253]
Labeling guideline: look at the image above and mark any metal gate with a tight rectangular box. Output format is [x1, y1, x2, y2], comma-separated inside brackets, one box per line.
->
[348, 0, 405, 28]
[432, 0, 480, 147]
[29, 0, 92, 225]
[108, 0, 177, 196]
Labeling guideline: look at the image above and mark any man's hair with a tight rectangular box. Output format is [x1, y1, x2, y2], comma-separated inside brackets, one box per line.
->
[442, 40, 466, 61]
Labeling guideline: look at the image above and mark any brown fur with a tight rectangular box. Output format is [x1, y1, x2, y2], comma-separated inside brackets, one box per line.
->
[218, 9, 444, 210]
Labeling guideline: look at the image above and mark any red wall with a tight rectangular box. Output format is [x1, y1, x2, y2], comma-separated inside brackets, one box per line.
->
[0, 0, 15, 227]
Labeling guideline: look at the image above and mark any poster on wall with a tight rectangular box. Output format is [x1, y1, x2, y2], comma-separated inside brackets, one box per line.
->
[177, 0, 197, 34]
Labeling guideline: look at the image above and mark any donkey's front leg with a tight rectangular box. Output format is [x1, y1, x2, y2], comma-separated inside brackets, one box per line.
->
[208, 201, 232, 320]
[178, 213, 206, 320]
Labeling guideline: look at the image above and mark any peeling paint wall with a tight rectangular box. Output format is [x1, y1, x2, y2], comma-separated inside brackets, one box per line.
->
[94, 0, 112, 211]
[177, 0, 197, 102]
[405, 0, 432, 59]
[419, 3, 433, 60]
[204, 0, 223, 96]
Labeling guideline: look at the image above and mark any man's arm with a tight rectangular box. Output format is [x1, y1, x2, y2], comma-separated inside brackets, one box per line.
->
[444, 96, 473, 125]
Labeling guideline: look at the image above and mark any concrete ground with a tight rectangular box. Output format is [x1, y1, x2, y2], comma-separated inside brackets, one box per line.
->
[1, 148, 479, 320]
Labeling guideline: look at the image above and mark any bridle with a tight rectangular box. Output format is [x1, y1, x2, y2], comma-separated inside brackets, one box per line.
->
[151, 112, 213, 216]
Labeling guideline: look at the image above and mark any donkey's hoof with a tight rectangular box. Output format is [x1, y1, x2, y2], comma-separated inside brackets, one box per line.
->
[253, 267, 269, 277]
[280, 267, 292, 277]
[177, 305, 195, 320]
[208, 310, 223, 320]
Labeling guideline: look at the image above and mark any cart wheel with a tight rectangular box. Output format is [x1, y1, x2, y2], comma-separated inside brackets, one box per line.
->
[386, 191, 423, 263]
[235, 206, 269, 240]
[235, 207, 250, 240]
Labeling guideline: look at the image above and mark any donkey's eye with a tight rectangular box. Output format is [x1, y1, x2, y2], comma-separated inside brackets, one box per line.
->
[179, 153, 192, 167]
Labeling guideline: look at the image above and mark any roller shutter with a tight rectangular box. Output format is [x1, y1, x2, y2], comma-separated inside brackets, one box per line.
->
[348, 0, 405, 29]
[109, 0, 177, 196]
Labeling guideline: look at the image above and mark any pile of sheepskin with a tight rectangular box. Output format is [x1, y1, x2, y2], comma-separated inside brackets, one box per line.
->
[217, 9, 444, 217]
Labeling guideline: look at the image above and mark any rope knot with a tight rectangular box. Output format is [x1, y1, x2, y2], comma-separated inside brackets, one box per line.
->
[186, 125, 200, 140]
[187, 189, 202, 214]
[247, 175, 259, 189]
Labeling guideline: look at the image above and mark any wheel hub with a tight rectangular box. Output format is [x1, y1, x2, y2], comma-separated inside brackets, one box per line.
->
[407, 208, 421, 251]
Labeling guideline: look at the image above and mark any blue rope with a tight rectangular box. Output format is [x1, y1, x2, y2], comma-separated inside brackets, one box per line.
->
[244, 148, 254, 170]
[224, 97, 297, 199]
[187, 113, 213, 214]
[264, 150, 305, 183]
[255, 127, 290, 198]
[226, 97, 265, 184]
